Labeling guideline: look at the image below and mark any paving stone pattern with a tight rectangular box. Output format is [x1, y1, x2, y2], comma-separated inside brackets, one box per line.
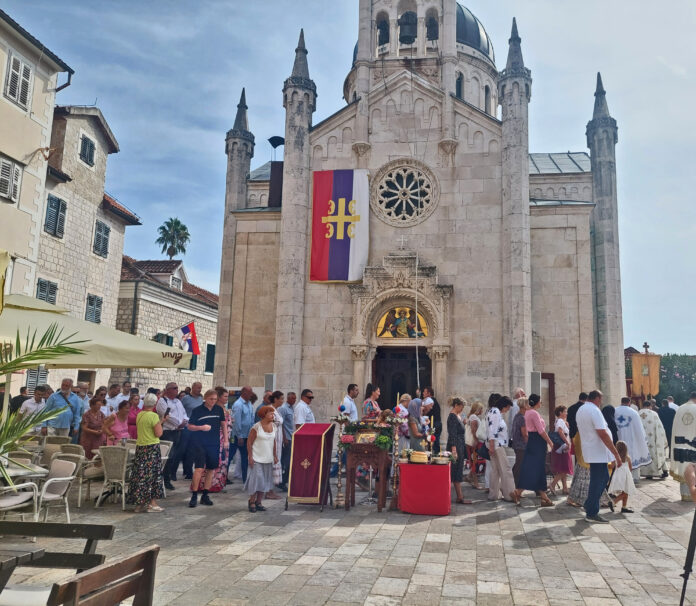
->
[9, 477, 696, 605]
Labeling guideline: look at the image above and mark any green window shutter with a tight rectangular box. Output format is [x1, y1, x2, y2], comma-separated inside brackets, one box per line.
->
[47, 281, 57, 304]
[44, 196, 58, 234]
[85, 295, 94, 322]
[189, 354, 198, 371]
[94, 296, 102, 323]
[101, 223, 110, 257]
[204, 344, 216, 373]
[0, 158, 12, 199]
[86, 294, 102, 323]
[36, 278, 48, 301]
[93, 221, 109, 257]
[166, 335, 174, 347]
[154, 333, 166, 344]
[56, 200, 67, 238]
[80, 136, 95, 165]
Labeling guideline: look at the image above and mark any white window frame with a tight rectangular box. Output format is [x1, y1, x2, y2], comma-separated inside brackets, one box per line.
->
[77, 129, 97, 170]
[0, 154, 22, 203]
[3, 50, 33, 111]
[170, 276, 182, 290]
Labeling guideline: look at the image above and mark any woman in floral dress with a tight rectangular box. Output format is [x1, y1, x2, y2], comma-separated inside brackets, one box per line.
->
[79, 397, 106, 459]
[127, 394, 164, 512]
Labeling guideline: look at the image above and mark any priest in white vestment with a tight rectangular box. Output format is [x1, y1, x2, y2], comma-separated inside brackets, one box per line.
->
[638, 402, 668, 479]
[615, 397, 651, 481]
[671, 392, 696, 501]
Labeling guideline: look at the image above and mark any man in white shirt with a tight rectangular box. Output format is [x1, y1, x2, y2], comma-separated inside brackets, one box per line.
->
[156, 382, 189, 490]
[18, 385, 46, 433]
[507, 387, 525, 428]
[105, 384, 126, 417]
[576, 389, 622, 523]
[294, 389, 316, 428]
[342, 384, 359, 422]
[667, 396, 679, 412]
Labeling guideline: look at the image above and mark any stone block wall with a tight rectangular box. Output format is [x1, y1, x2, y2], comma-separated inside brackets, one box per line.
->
[530, 205, 596, 408]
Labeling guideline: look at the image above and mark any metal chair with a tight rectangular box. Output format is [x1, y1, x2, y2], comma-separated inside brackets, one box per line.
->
[159, 441, 172, 497]
[95, 446, 129, 510]
[38, 458, 77, 522]
[0, 482, 39, 521]
[60, 444, 85, 457]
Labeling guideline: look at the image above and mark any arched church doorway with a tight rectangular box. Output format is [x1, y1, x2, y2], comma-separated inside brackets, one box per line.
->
[372, 347, 431, 410]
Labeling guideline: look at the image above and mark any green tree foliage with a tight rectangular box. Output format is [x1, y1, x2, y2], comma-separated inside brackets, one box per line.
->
[155, 217, 190, 260]
[656, 354, 696, 404]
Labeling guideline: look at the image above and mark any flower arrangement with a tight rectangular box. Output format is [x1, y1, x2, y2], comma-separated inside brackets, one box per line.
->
[340, 434, 355, 444]
[331, 412, 351, 424]
[375, 434, 393, 451]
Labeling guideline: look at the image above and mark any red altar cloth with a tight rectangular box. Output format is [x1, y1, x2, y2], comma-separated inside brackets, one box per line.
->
[398, 462, 451, 516]
[288, 423, 334, 505]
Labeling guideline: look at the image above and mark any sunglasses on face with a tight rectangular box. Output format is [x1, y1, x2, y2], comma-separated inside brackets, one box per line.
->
[307, 396, 314, 400]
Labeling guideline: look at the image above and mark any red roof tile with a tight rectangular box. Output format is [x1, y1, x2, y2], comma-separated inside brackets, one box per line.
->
[103, 193, 141, 225]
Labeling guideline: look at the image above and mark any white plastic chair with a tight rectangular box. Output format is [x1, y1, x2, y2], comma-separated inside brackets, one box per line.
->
[37, 458, 76, 522]
[0, 483, 38, 521]
[95, 446, 129, 510]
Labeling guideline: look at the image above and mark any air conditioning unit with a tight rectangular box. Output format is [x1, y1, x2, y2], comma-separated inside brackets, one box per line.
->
[264, 373, 276, 392]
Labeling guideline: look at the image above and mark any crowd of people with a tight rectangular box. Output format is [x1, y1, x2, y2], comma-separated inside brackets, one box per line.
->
[6, 377, 696, 515]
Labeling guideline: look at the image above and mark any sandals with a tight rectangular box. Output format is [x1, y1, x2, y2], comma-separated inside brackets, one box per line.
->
[509, 491, 521, 505]
[540, 499, 554, 507]
[147, 505, 164, 513]
[456, 498, 472, 504]
[255, 504, 267, 512]
[248, 501, 257, 513]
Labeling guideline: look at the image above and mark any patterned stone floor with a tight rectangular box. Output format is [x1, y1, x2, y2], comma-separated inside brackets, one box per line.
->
[8, 474, 696, 605]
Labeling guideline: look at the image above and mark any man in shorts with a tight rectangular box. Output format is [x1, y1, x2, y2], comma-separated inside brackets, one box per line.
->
[188, 389, 227, 508]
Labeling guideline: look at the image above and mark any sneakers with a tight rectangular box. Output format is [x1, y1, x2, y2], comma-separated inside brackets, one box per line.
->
[585, 514, 609, 524]
[189, 493, 198, 508]
[621, 507, 634, 513]
[200, 494, 213, 506]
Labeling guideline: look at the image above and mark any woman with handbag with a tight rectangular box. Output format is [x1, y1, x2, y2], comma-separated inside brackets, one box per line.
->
[465, 402, 486, 488]
[486, 396, 515, 502]
[510, 397, 529, 487]
[549, 406, 573, 494]
[447, 398, 472, 504]
[511, 394, 555, 507]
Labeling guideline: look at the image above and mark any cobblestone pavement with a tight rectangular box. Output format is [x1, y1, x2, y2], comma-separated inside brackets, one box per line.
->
[9, 474, 696, 606]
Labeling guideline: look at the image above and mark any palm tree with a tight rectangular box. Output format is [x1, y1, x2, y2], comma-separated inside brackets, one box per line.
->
[155, 218, 190, 260]
[0, 325, 86, 485]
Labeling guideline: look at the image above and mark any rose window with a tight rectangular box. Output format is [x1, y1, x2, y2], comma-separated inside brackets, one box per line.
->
[371, 159, 438, 227]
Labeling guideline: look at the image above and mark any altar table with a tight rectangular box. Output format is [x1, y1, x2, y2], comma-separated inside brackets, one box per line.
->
[398, 462, 451, 516]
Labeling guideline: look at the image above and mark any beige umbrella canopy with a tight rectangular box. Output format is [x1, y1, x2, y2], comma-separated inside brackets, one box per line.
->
[0, 294, 192, 369]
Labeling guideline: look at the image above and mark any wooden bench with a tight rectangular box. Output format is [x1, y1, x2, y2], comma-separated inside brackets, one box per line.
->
[47, 546, 159, 606]
[0, 521, 114, 572]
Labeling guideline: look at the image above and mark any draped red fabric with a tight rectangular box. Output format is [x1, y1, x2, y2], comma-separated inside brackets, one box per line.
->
[398, 463, 451, 515]
[288, 423, 335, 504]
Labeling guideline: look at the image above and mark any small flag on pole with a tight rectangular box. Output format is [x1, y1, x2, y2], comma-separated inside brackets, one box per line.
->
[174, 321, 200, 355]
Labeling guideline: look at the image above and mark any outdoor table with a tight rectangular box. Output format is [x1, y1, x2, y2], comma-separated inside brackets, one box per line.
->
[0, 544, 45, 591]
[3, 463, 49, 482]
[398, 462, 451, 515]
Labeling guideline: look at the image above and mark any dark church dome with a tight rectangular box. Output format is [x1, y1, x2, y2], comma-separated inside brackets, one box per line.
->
[456, 4, 495, 63]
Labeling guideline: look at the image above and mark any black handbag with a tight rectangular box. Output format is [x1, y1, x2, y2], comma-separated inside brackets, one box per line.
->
[548, 431, 564, 449]
[477, 442, 490, 460]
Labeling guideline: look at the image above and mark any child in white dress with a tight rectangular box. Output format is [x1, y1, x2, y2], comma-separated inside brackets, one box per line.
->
[608, 440, 635, 513]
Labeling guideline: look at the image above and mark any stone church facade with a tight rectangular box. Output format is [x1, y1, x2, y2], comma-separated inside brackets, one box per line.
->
[215, 0, 625, 423]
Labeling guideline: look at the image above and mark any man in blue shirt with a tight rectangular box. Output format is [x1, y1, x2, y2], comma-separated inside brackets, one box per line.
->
[231, 386, 254, 483]
[277, 391, 296, 490]
[41, 378, 81, 436]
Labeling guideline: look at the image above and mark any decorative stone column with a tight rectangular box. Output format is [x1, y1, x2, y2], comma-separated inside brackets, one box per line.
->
[429, 345, 450, 402]
[351, 344, 370, 392]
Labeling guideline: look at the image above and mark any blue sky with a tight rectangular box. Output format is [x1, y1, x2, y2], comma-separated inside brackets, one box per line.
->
[6, 1, 695, 353]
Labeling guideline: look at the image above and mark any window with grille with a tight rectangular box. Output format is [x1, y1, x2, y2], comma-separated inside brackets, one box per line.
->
[36, 278, 58, 304]
[0, 155, 22, 203]
[44, 195, 67, 237]
[79, 135, 96, 166]
[204, 343, 216, 373]
[93, 220, 110, 258]
[4, 53, 32, 110]
[85, 294, 103, 323]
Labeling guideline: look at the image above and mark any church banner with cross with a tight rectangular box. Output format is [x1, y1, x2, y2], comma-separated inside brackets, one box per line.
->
[310, 169, 369, 282]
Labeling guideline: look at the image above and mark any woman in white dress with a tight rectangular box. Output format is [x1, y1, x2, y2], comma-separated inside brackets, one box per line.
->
[608, 440, 635, 513]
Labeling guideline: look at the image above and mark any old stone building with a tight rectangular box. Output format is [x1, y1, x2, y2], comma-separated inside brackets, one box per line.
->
[113, 257, 218, 391]
[216, 1, 625, 422]
[0, 9, 73, 299]
[36, 105, 141, 391]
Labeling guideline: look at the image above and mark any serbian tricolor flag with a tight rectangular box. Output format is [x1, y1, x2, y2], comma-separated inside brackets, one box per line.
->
[174, 322, 200, 355]
[310, 169, 369, 282]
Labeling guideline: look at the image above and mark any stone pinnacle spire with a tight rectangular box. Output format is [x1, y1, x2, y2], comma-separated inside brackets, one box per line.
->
[232, 88, 249, 132]
[505, 17, 525, 72]
[291, 29, 310, 80]
[593, 72, 611, 119]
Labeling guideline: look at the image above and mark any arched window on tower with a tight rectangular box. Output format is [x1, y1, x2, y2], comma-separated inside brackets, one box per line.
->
[484, 85, 491, 114]
[455, 73, 463, 99]
[376, 13, 389, 47]
[398, 11, 418, 45]
[426, 9, 439, 41]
